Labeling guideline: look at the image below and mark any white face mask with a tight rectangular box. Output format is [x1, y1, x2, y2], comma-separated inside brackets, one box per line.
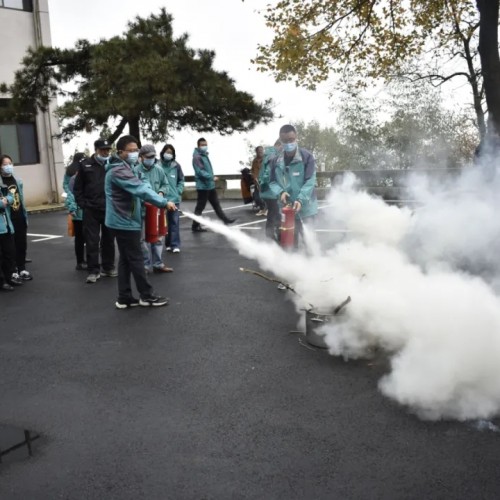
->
[1, 165, 14, 176]
[282, 142, 297, 153]
[126, 152, 139, 165]
[143, 158, 155, 168]
[163, 153, 173, 162]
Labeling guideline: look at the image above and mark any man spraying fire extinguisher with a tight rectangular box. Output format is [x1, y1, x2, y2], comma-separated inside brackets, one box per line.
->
[269, 124, 318, 248]
[105, 135, 177, 310]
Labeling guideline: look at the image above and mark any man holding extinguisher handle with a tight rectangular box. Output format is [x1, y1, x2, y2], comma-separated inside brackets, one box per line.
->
[280, 191, 302, 213]
[270, 124, 318, 247]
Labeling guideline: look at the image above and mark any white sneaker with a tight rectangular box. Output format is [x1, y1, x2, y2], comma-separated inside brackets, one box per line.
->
[166, 247, 172, 252]
[172, 248, 180, 253]
[256, 210, 264, 216]
[86, 273, 101, 284]
[277, 283, 287, 290]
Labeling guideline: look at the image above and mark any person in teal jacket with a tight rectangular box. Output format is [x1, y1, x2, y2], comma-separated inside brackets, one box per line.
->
[0, 154, 32, 282]
[191, 137, 235, 232]
[259, 141, 282, 241]
[269, 124, 318, 247]
[104, 135, 176, 309]
[63, 152, 87, 270]
[0, 155, 21, 290]
[160, 143, 184, 252]
[136, 144, 172, 273]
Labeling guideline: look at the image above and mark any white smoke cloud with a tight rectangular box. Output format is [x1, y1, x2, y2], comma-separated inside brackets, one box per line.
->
[184, 153, 500, 420]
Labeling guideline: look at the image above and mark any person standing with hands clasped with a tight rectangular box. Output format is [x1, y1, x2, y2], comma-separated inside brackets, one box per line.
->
[160, 144, 184, 253]
[0, 155, 22, 290]
[191, 138, 236, 232]
[0, 154, 32, 282]
[136, 144, 173, 273]
[73, 139, 116, 284]
[269, 124, 318, 247]
[64, 152, 87, 270]
[251, 146, 267, 216]
[104, 135, 176, 309]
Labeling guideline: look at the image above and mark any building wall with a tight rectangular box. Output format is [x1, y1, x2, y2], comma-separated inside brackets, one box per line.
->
[0, 0, 65, 206]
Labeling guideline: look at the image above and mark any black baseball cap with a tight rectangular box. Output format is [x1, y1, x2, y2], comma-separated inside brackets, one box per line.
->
[94, 139, 112, 149]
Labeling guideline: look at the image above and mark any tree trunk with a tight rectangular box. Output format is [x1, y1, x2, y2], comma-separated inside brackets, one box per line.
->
[477, 0, 500, 136]
[461, 38, 487, 138]
[128, 117, 141, 146]
[108, 117, 128, 144]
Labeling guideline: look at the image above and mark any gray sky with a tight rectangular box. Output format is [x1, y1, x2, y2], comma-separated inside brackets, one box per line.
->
[47, 0, 334, 174]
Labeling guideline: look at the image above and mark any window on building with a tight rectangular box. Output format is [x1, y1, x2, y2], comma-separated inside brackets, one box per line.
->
[0, 100, 39, 165]
[0, 0, 33, 11]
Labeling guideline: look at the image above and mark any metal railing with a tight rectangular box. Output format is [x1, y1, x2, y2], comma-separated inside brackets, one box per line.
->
[183, 168, 463, 201]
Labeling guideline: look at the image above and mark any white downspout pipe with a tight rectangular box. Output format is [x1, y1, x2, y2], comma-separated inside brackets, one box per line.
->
[33, 0, 59, 203]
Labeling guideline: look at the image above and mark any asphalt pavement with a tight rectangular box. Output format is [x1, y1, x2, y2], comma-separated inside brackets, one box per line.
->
[0, 200, 499, 499]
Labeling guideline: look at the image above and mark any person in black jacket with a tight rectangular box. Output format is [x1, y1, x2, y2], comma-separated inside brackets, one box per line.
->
[73, 139, 116, 284]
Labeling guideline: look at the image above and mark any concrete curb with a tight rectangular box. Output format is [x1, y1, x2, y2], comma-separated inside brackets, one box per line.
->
[26, 204, 66, 214]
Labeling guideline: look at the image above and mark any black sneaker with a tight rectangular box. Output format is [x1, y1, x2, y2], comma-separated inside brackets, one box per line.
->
[224, 218, 237, 225]
[101, 269, 118, 278]
[139, 295, 169, 307]
[9, 274, 23, 286]
[192, 226, 208, 233]
[19, 270, 33, 281]
[75, 262, 88, 271]
[115, 297, 140, 309]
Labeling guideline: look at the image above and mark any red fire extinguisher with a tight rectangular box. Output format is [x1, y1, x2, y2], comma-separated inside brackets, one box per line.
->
[158, 205, 168, 238]
[145, 203, 168, 243]
[280, 206, 295, 248]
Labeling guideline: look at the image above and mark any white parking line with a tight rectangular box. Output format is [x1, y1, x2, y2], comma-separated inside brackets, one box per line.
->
[28, 233, 63, 243]
[235, 218, 266, 228]
[179, 203, 247, 218]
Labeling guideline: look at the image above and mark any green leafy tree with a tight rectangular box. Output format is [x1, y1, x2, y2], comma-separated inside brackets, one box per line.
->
[380, 83, 478, 168]
[252, 0, 500, 137]
[286, 83, 477, 172]
[294, 120, 341, 172]
[335, 96, 387, 170]
[1, 9, 273, 143]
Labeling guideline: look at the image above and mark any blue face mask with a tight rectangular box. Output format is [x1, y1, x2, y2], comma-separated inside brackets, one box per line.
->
[1, 165, 14, 176]
[199, 146, 208, 153]
[283, 142, 297, 153]
[143, 158, 155, 168]
[96, 155, 109, 163]
[163, 153, 173, 162]
[126, 152, 139, 165]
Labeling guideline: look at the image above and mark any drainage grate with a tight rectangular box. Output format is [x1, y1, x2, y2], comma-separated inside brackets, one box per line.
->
[0, 425, 41, 466]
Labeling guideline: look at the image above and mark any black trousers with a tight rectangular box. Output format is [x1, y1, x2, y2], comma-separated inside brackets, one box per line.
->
[0, 231, 17, 283]
[294, 215, 315, 248]
[83, 208, 115, 274]
[11, 217, 27, 272]
[253, 188, 266, 210]
[265, 199, 281, 241]
[192, 189, 230, 229]
[73, 219, 86, 264]
[113, 229, 153, 300]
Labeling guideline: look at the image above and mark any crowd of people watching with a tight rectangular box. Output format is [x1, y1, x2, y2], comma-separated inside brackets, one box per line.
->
[1, 124, 317, 305]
